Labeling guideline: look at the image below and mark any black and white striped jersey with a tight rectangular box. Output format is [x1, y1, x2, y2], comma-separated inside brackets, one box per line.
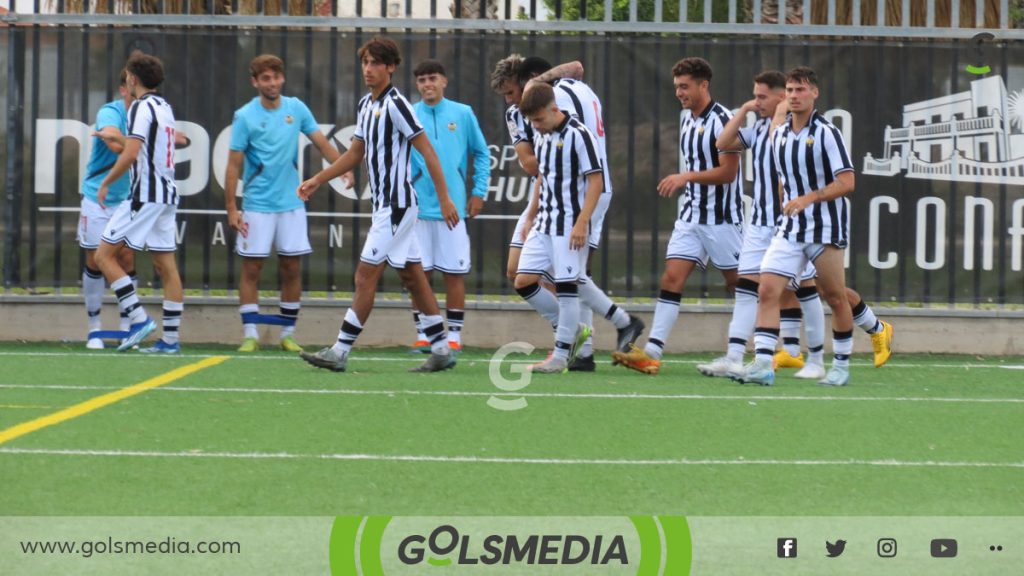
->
[504, 104, 535, 147]
[126, 92, 178, 205]
[678, 101, 744, 225]
[353, 85, 424, 212]
[532, 116, 603, 237]
[552, 78, 612, 195]
[738, 116, 781, 227]
[772, 110, 855, 247]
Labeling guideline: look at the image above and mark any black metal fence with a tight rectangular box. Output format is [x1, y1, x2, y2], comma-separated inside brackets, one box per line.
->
[2, 24, 1022, 304]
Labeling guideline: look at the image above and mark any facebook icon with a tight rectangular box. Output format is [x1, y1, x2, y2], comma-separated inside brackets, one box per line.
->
[777, 538, 798, 558]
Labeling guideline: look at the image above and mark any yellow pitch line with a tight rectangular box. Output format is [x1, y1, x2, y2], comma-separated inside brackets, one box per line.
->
[0, 356, 230, 446]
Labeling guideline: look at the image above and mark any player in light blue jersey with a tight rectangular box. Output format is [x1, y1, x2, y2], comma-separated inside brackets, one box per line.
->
[80, 69, 136, 349]
[225, 54, 343, 353]
[406, 59, 490, 353]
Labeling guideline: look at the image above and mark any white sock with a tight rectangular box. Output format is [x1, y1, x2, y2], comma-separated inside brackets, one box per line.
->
[644, 290, 681, 361]
[411, 310, 426, 341]
[420, 313, 450, 355]
[162, 300, 183, 345]
[279, 301, 299, 339]
[83, 267, 105, 332]
[240, 304, 259, 339]
[554, 283, 580, 360]
[780, 307, 802, 357]
[797, 287, 826, 366]
[726, 280, 758, 363]
[517, 283, 559, 327]
[111, 276, 146, 325]
[332, 308, 363, 355]
[578, 302, 594, 357]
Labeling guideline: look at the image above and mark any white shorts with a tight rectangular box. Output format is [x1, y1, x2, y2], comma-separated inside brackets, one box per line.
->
[587, 193, 612, 249]
[416, 219, 470, 274]
[360, 206, 421, 268]
[101, 201, 177, 252]
[665, 220, 743, 271]
[517, 232, 588, 284]
[78, 197, 119, 249]
[236, 208, 312, 258]
[738, 224, 816, 281]
[760, 236, 828, 282]
[509, 205, 531, 249]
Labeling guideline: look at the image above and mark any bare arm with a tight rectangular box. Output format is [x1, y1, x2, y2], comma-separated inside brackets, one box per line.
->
[224, 150, 246, 235]
[309, 130, 354, 189]
[411, 132, 459, 229]
[514, 142, 539, 177]
[93, 126, 127, 154]
[656, 152, 740, 196]
[531, 60, 584, 84]
[783, 171, 855, 216]
[298, 139, 365, 200]
[570, 172, 604, 249]
[716, 100, 757, 152]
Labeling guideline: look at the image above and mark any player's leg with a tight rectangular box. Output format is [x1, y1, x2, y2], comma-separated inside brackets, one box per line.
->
[237, 257, 265, 351]
[847, 287, 894, 368]
[275, 208, 313, 352]
[514, 233, 560, 328]
[409, 219, 435, 351]
[97, 202, 158, 350]
[79, 199, 109, 348]
[776, 288, 805, 367]
[140, 205, 184, 354]
[698, 224, 769, 378]
[791, 278, 827, 379]
[443, 272, 466, 351]
[810, 246, 854, 385]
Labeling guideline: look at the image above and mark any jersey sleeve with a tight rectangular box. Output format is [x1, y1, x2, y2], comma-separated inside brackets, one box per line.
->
[126, 100, 153, 143]
[296, 100, 319, 136]
[823, 124, 854, 176]
[96, 105, 122, 132]
[228, 111, 249, 151]
[389, 96, 424, 140]
[352, 97, 368, 142]
[737, 125, 756, 150]
[505, 107, 527, 145]
[575, 126, 603, 176]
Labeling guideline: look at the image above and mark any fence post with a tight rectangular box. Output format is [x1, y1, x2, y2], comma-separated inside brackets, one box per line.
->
[3, 28, 26, 289]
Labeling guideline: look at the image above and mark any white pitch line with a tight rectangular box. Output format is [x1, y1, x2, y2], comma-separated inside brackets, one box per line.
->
[0, 351, 1021, 370]
[1, 446, 1021, 469]
[1, 383, 1021, 404]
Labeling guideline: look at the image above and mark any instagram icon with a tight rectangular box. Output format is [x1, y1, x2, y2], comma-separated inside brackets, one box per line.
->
[877, 538, 898, 558]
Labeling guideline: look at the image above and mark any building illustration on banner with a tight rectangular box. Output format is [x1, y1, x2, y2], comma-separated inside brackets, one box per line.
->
[863, 75, 1024, 184]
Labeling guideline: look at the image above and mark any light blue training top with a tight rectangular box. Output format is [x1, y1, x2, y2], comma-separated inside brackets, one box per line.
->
[409, 97, 491, 220]
[230, 96, 320, 213]
[81, 99, 130, 205]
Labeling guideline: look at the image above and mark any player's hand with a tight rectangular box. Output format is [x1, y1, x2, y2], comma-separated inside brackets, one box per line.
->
[97, 185, 109, 208]
[340, 171, 355, 190]
[297, 176, 321, 201]
[227, 209, 248, 238]
[441, 198, 460, 230]
[741, 99, 758, 113]
[782, 195, 812, 217]
[93, 130, 114, 143]
[467, 196, 485, 218]
[569, 222, 588, 250]
[657, 173, 689, 197]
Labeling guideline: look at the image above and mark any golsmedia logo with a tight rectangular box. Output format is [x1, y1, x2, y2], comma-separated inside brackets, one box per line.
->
[330, 516, 691, 575]
[397, 524, 628, 566]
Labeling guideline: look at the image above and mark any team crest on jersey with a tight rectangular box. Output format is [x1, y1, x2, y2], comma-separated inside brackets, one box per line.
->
[375, 109, 382, 118]
[447, 122, 457, 131]
[806, 137, 815, 147]
[285, 115, 294, 124]
[556, 139, 564, 149]
[698, 126, 705, 135]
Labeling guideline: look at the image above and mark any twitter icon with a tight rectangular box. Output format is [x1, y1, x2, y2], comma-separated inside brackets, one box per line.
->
[826, 540, 847, 558]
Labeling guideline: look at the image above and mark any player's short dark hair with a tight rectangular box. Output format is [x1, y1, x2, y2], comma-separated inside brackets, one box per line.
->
[358, 37, 402, 67]
[787, 66, 819, 87]
[672, 57, 713, 83]
[119, 68, 128, 87]
[250, 54, 285, 78]
[518, 83, 556, 116]
[753, 70, 786, 90]
[413, 59, 446, 78]
[516, 56, 553, 86]
[490, 54, 523, 92]
[126, 53, 164, 89]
